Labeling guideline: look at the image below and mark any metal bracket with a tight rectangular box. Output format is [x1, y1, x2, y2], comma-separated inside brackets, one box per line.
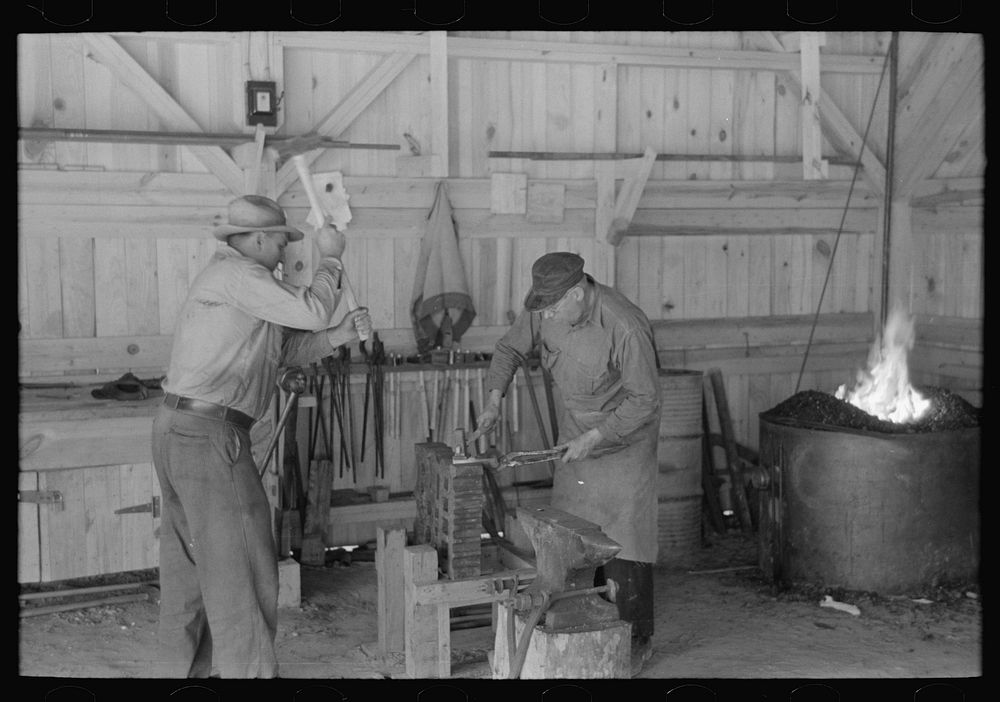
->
[114, 496, 160, 518]
[18, 490, 64, 511]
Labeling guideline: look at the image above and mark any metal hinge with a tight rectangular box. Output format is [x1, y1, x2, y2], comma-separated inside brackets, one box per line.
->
[18, 490, 64, 511]
[115, 496, 160, 518]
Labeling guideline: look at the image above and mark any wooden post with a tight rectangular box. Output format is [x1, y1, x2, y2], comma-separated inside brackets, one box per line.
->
[403, 544, 450, 678]
[707, 368, 754, 533]
[377, 526, 407, 656]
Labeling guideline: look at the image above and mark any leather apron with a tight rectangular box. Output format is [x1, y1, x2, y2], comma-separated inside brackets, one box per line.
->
[551, 407, 659, 564]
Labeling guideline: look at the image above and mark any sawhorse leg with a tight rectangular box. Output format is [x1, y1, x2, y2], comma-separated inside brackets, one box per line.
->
[404, 544, 451, 678]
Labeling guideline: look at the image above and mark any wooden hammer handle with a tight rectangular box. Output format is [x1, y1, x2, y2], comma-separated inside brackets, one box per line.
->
[291, 154, 326, 227]
[293, 153, 370, 341]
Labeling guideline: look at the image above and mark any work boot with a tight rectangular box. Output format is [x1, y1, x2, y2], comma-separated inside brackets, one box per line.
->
[630, 636, 653, 678]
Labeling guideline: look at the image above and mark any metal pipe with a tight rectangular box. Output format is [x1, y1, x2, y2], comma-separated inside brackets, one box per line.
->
[19, 580, 158, 601]
[879, 32, 900, 331]
[19, 127, 400, 151]
[20, 592, 150, 618]
[489, 150, 858, 166]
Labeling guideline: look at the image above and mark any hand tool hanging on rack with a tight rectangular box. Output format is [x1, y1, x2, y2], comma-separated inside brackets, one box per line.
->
[341, 345, 358, 484]
[308, 362, 333, 461]
[259, 368, 307, 479]
[418, 369, 430, 442]
[371, 332, 387, 480]
[322, 354, 351, 480]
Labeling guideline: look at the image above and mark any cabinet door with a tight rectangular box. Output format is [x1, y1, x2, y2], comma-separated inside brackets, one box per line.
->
[34, 464, 160, 582]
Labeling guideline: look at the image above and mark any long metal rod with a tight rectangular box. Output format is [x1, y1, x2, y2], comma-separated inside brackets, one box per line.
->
[19, 127, 400, 150]
[489, 150, 858, 165]
[19, 580, 158, 601]
[879, 32, 900, 331]
[794, 40, 894, 395]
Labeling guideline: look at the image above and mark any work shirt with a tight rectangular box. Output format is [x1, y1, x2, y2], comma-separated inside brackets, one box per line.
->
[485, 275, 661, 444]
[163, 246, 345, 420]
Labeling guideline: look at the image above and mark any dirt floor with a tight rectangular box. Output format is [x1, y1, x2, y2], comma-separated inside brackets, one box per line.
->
[18, 530, 982, 696]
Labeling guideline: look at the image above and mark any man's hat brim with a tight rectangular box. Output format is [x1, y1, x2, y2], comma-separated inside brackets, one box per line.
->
[213, 223, 305, 241]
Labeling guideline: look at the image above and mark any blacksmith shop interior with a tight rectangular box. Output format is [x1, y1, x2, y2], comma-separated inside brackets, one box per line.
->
[18, 30, 982, 690]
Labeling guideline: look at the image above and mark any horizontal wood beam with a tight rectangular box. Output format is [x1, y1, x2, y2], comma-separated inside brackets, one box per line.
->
[652, 312, 874, 350]
[270, 31, 886, 74]
[18, 168, 881, 211]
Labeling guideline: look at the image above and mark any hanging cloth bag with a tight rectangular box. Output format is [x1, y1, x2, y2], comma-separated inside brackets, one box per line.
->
[410, 181, 476, 353]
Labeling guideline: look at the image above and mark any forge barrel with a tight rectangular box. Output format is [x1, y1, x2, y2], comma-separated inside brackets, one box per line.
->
[757, 417, 980, 594]
[656, 369, 704, 564]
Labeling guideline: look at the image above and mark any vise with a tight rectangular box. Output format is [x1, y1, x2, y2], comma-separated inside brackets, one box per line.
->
[508, 505, 621, 630]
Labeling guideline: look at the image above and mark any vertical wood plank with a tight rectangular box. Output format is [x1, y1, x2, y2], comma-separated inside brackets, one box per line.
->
[683, 237, 709, 319]
[150, 41, 181, 171]
[404, 544, 441, 678]
[615, 238, 639, 306]
[528, 41, 548, 179]
[748, 235, 772, 317]
[725, 235, 750, 318]
[85, 465, 123, 577]
[173, 42, 210, 174]
[430, 32, 449, 177]
[126, 239, 161, 335]
[59, 239, 97, 338]
[855, 233, 874, 314]
[395, 236, 421, 331]
[82, 36, 114, 168]
[684, 33, 711, 181]
[94, 239, 130, 337]
[709, 32, 737, 181]
[112, 38, 156, 172]
[746, 374, 772, 452]
[377, 526, 407, 655]
[545, 61, 573, 182]
[455, 58, 473, 178]
[17, 241, 30, 338]
[120, 463, 156, 571]
[24, 238, 63, 339]
[704, 235, 728, 318]
[661, 237, 685, 319]
[18, 472, 41, 583]
[40, 469, 88, 581]
[18, 34, 54, 164]
[50, 35, 88, 166]
[635, 237, 663, 319]
[960, 231, 983, 318]
[366, 238, 395, 330]
[157, 239, 191, 335]
[771, 236, 792, 316]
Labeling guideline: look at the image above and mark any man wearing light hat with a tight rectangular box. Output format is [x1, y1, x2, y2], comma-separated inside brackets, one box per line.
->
[152, 195, 371, 678]
[473, 252, 660, 676]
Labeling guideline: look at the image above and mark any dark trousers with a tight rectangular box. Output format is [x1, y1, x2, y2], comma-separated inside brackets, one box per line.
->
[151, 406, 279, 678]
[595, 558, 654, 642]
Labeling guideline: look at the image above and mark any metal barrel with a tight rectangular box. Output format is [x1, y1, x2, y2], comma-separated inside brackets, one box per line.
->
[656, 369, 704, 564]
[757, 417, 980, 594]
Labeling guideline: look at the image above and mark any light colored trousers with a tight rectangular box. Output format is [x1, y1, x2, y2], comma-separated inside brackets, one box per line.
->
[151, 405, 278, 678]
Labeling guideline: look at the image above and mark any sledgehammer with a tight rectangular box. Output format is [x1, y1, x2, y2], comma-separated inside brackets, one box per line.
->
[281, 137, 370, 341]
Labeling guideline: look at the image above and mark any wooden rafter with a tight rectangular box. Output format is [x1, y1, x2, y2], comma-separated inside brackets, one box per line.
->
[274, 52, 417, 195]
[753, 31, 887, 198]
[81, 34, 244, 196]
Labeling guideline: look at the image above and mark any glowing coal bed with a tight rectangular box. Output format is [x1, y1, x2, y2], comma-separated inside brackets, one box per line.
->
[761, 386, 980, 435]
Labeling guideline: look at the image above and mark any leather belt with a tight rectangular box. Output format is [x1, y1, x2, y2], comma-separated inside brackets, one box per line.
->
[163, 393, 255, 431]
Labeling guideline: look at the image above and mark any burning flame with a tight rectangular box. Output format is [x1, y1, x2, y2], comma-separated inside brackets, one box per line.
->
[835, 306, 930, 423]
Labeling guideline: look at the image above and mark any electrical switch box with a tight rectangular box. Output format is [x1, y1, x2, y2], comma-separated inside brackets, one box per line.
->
[246, 81, 278, 127]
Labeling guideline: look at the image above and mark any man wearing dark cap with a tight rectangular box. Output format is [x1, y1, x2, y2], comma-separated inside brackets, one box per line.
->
[473, 251, 660, 677]
[152, 195, 371, 678]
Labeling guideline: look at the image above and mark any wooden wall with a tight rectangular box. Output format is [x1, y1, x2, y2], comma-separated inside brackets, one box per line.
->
[18, 31, 983, 578]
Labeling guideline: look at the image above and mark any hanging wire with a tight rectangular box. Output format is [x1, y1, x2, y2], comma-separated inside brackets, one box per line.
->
[794, 35, 894, 395]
